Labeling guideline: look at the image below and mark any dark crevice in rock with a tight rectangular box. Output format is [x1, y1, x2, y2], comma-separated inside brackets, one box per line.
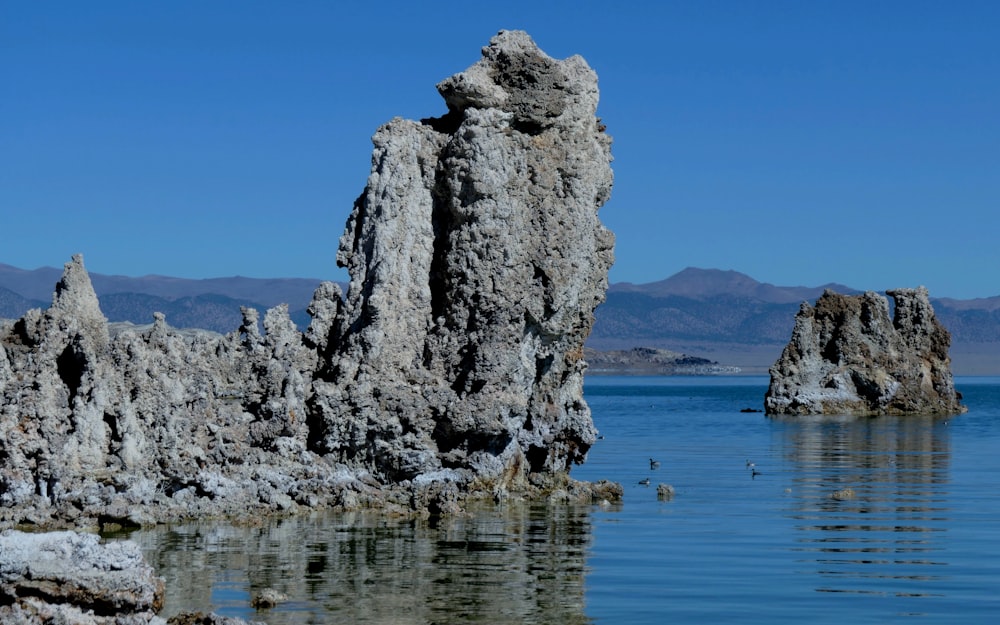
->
[9, 318, 36, 349]
[431, 419, 459, 454]
[56, 343, 85, 405]
[820, 334, 840, 363]
[510, 118, 546, 135]
[304, 404, 327, 454]
[468, 431, 512, 456]
[850, 370, 884, 404]
[427, 167, 453, 327]
[534, 354, 554, 384]
[103, 411, 120, 443]
[420, 109, 464, 134]
[525, 445, 548, 473]
[11, 583, 124, 618]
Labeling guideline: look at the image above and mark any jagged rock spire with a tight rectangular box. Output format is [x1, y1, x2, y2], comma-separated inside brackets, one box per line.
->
[312, 30, 614, 490]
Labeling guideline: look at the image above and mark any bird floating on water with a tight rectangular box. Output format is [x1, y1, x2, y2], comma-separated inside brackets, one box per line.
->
[650, 458, 661, 469]
[638, 478, 651, 486]
[751, 468, 762, 480]
[746, 459, 755, 470]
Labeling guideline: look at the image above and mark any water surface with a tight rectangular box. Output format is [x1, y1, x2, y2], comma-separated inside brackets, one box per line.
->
[128, 376, 1000, 623]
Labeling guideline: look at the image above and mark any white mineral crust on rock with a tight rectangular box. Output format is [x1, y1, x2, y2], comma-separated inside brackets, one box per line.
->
[0, 529, 165, 624]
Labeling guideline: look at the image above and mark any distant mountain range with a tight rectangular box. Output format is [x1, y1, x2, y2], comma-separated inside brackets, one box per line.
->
[590, 268, 1000, 375]
[591, 268, 858, 347]
[3, 263, 998, 374]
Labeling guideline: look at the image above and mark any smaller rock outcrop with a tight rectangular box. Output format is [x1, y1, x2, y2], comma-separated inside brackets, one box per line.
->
[0, 530, 163, 624]
[765, 287, 966, 416]
[0, 530, 262, 625]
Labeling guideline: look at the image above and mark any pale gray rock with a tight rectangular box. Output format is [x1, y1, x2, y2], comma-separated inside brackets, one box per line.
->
[311, 29, 613, 495]
[0, 255, 335, 528]
[0, 529, 165, 624]
[0, 530, 261, 625]
[0, 340, 10, 390]
[765, 287, 966, 416]
[302, 280, 343, 357]
[0, 31, 617, 530]
[249, 587, 287, 609]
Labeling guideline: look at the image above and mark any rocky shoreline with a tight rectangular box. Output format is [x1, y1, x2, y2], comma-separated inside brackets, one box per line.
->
[584, 347, 742, 375]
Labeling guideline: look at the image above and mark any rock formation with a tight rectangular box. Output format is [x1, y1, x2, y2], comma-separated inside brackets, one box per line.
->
[0, 530, 164, 625]
[309, 29, 614, 492]
[0, 30, 618, 529]
[0, 530, 164, 624]
[0, 530, 260, 625]
[765, 288, 966, 416]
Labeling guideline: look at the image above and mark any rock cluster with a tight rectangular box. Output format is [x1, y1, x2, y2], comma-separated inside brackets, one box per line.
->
[1, 255, 331, 528]
[765, 288, 966, 416]
[0, 30, 617, 530]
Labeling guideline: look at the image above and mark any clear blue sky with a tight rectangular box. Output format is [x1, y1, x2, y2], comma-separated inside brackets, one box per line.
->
[3, 1, 998, 298]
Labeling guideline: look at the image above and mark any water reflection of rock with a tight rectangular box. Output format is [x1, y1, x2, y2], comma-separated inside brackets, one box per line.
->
[779, 415, 951, 596]
[129, 504, 593, 624]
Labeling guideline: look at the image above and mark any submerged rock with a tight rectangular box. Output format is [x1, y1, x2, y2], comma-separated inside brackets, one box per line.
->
[0, 31, 616, 530]
[656, 484, 675, 500]
[167, 613, 262, 625]
[765, 288, 966, 416]
[830, 487, 856, 501]
[250, 588, 287, 610]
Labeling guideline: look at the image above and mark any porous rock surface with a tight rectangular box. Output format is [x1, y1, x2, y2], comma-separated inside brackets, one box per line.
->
[0, 30, 618, 530]
[0, 530, 259, 625]
[765, 288, 966, 416]
[311, 28, 614, 493]
[0, 529, 164, 624]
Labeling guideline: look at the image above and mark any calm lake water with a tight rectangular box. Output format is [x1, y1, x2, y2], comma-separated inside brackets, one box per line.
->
[126, 376, 1000, 624]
